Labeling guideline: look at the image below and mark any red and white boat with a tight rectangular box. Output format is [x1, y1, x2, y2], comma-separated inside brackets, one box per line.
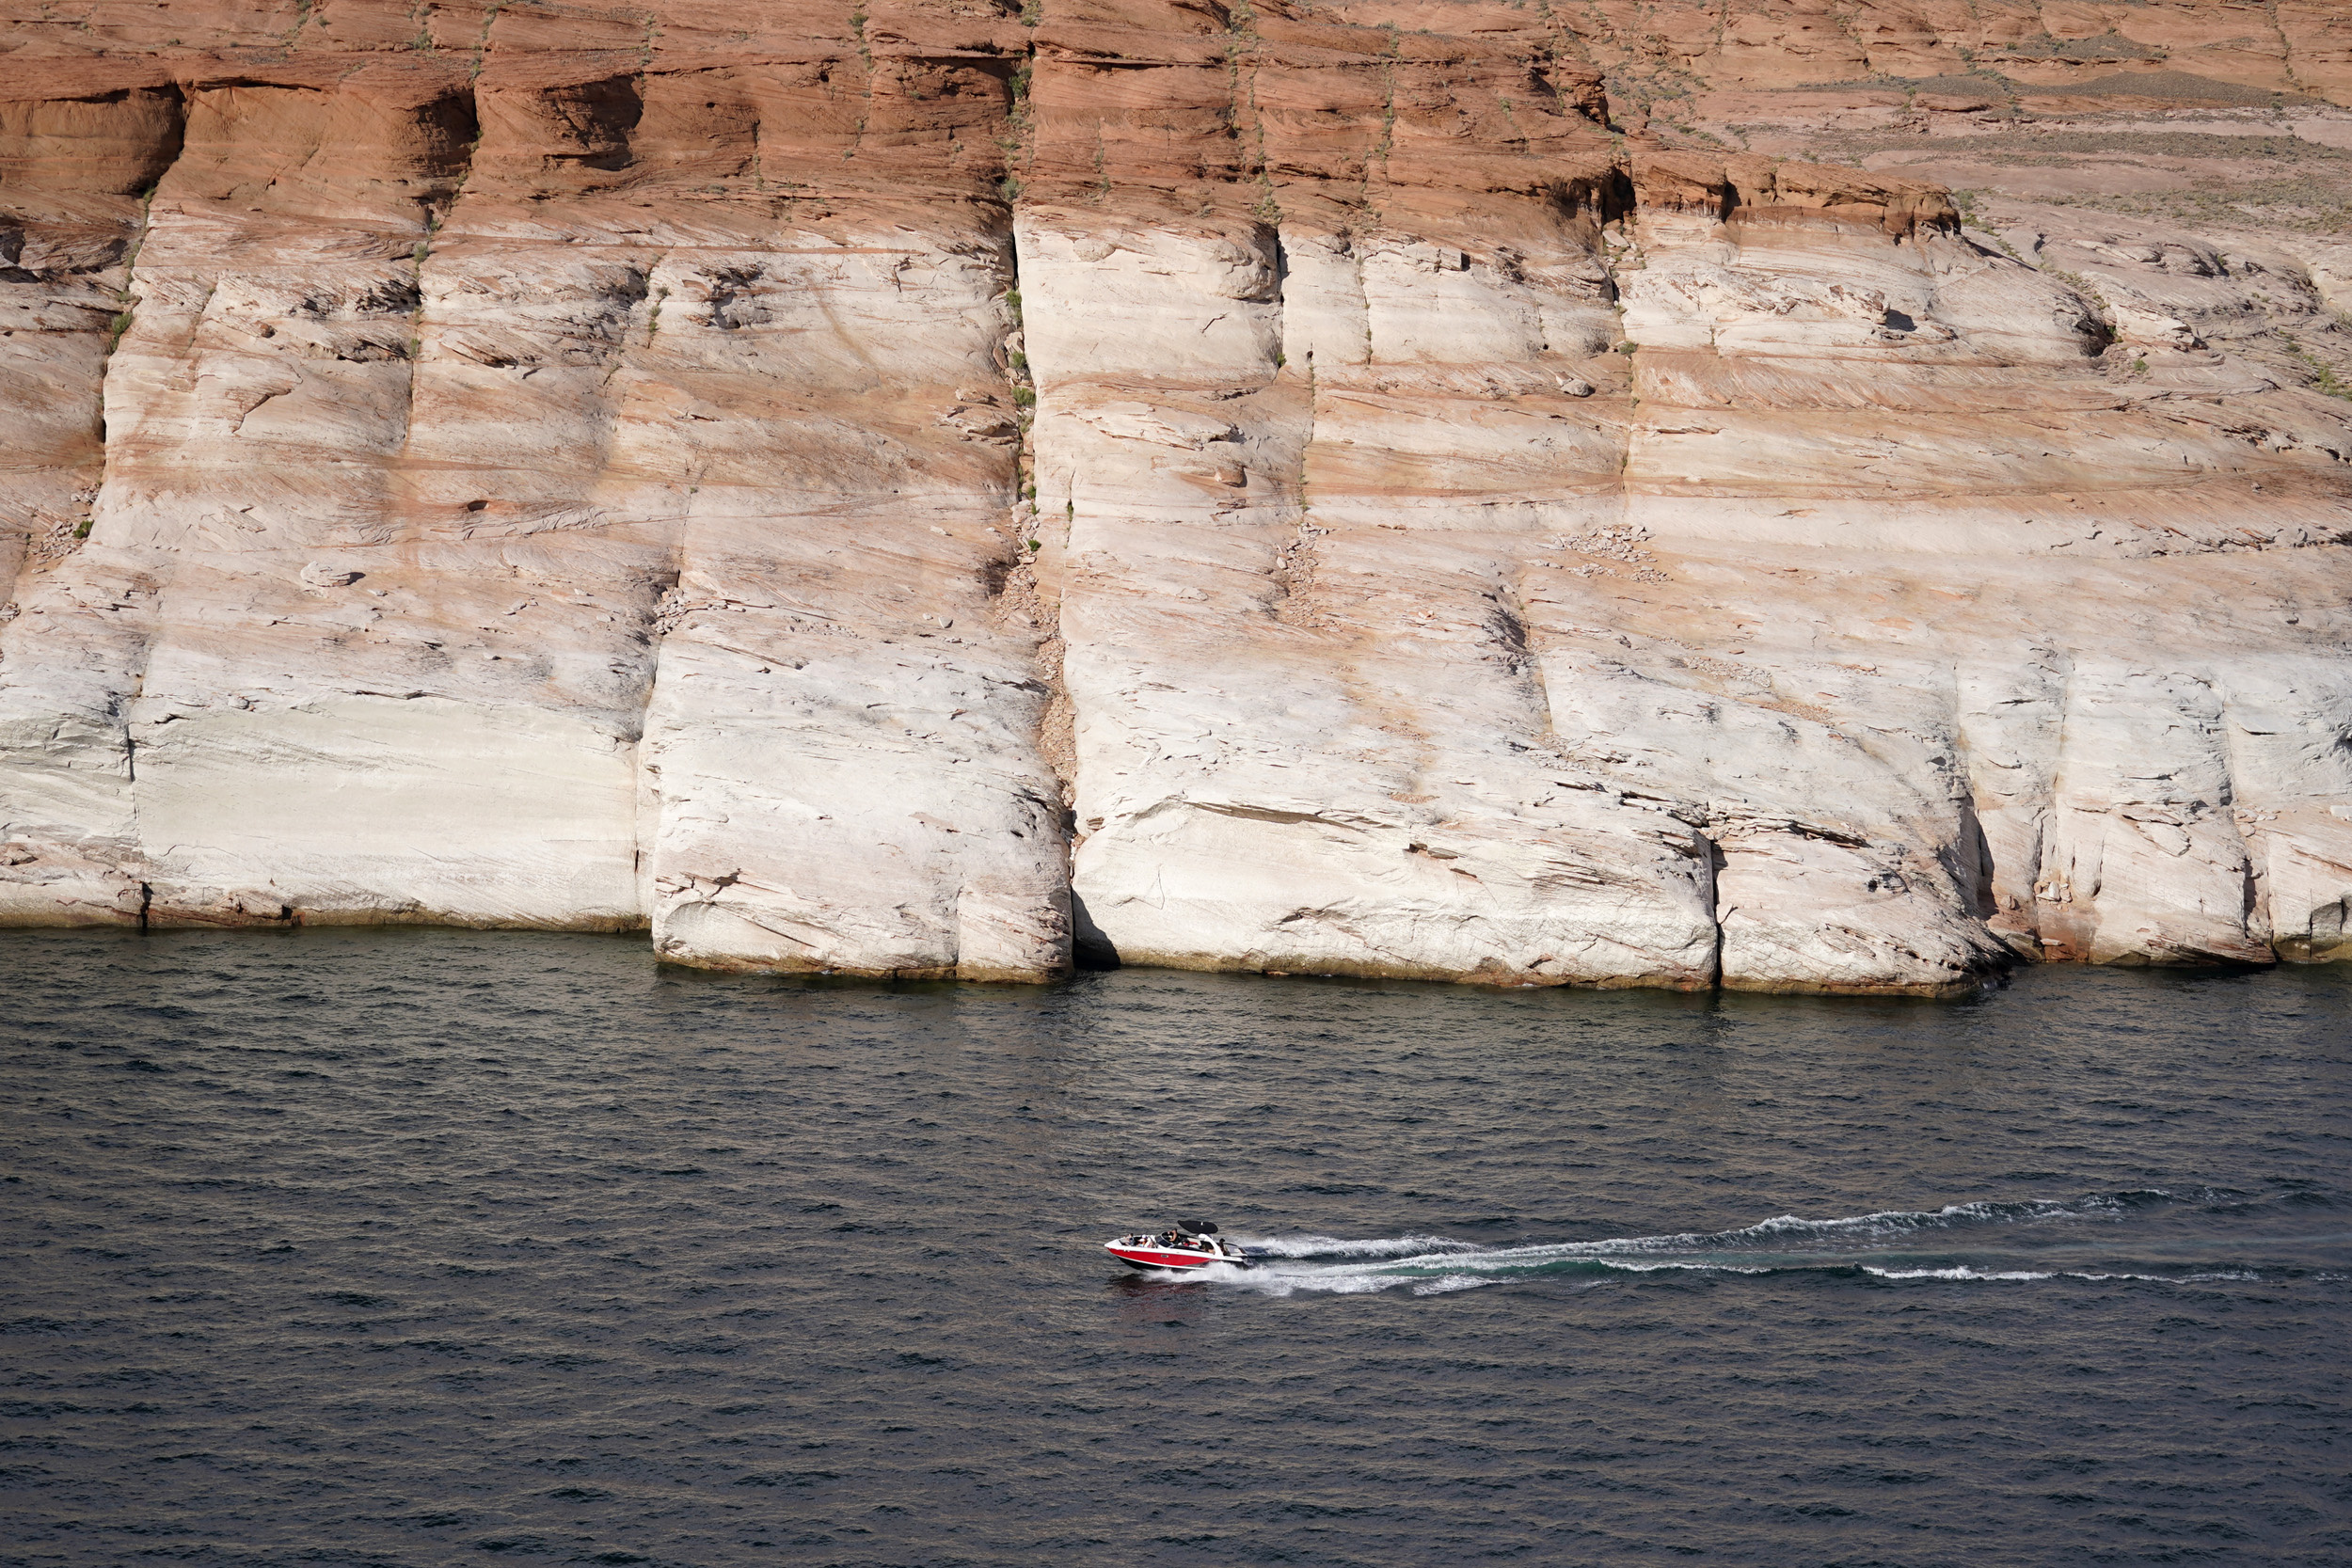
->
[1104, 1221, 1251, 1272]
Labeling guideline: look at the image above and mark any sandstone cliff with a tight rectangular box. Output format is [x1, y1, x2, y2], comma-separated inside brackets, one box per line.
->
[4, 1, 2350, 993]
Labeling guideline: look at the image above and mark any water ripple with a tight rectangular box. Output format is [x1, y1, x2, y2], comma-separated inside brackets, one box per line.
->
[2, 929, 2347, 1566]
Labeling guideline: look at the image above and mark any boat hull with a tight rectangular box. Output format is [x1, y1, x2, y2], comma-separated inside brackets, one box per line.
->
[1104, 1242, 1250, 1272]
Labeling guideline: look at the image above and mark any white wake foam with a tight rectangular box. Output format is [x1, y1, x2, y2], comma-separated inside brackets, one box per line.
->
[1619, 1193, 2145, 1252]
[1861, 1266, 2056, 1281]
[1232, 1233, 1478, 1259]
[1162, 1192, 2270, 1297]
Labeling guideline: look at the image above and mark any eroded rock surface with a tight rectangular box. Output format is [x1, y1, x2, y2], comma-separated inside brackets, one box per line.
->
[3, 1, 2349, 990]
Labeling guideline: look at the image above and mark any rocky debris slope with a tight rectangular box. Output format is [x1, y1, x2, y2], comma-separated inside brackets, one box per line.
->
[2, 0, 2349, 993]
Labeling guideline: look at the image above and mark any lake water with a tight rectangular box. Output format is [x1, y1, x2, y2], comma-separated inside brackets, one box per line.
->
[3, 929, 2347, 1566]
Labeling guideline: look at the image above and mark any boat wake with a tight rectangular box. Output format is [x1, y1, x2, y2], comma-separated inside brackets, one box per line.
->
[1173, 1189, 2347, 1297]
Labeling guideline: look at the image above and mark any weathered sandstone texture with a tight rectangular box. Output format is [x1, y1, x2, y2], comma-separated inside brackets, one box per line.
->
[4, 1, 2351, 992]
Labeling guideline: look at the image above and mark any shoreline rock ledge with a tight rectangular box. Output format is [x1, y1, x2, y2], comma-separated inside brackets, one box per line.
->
[4, 1, 2351, 994]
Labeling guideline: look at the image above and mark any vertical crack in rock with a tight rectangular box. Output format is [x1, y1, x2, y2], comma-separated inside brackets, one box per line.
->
[395, 82, 478, 452]
[1705, 835, 1727, 986]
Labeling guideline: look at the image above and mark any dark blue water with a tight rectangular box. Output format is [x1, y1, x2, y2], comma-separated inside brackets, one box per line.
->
[4, 930, 2348, 1566]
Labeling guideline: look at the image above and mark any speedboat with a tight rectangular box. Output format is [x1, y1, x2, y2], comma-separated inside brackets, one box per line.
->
[1104, 1220, 1251, 1272]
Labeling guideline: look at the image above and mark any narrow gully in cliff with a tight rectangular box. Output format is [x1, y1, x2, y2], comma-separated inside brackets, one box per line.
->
[92, 90, 191, 906]
[394, 83, 482, 461]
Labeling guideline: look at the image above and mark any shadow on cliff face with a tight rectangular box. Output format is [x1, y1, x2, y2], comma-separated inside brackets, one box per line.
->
[0, 76, 186, 195]
[524, 74, 642, 175]
[1071, 892, 1120, 971]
